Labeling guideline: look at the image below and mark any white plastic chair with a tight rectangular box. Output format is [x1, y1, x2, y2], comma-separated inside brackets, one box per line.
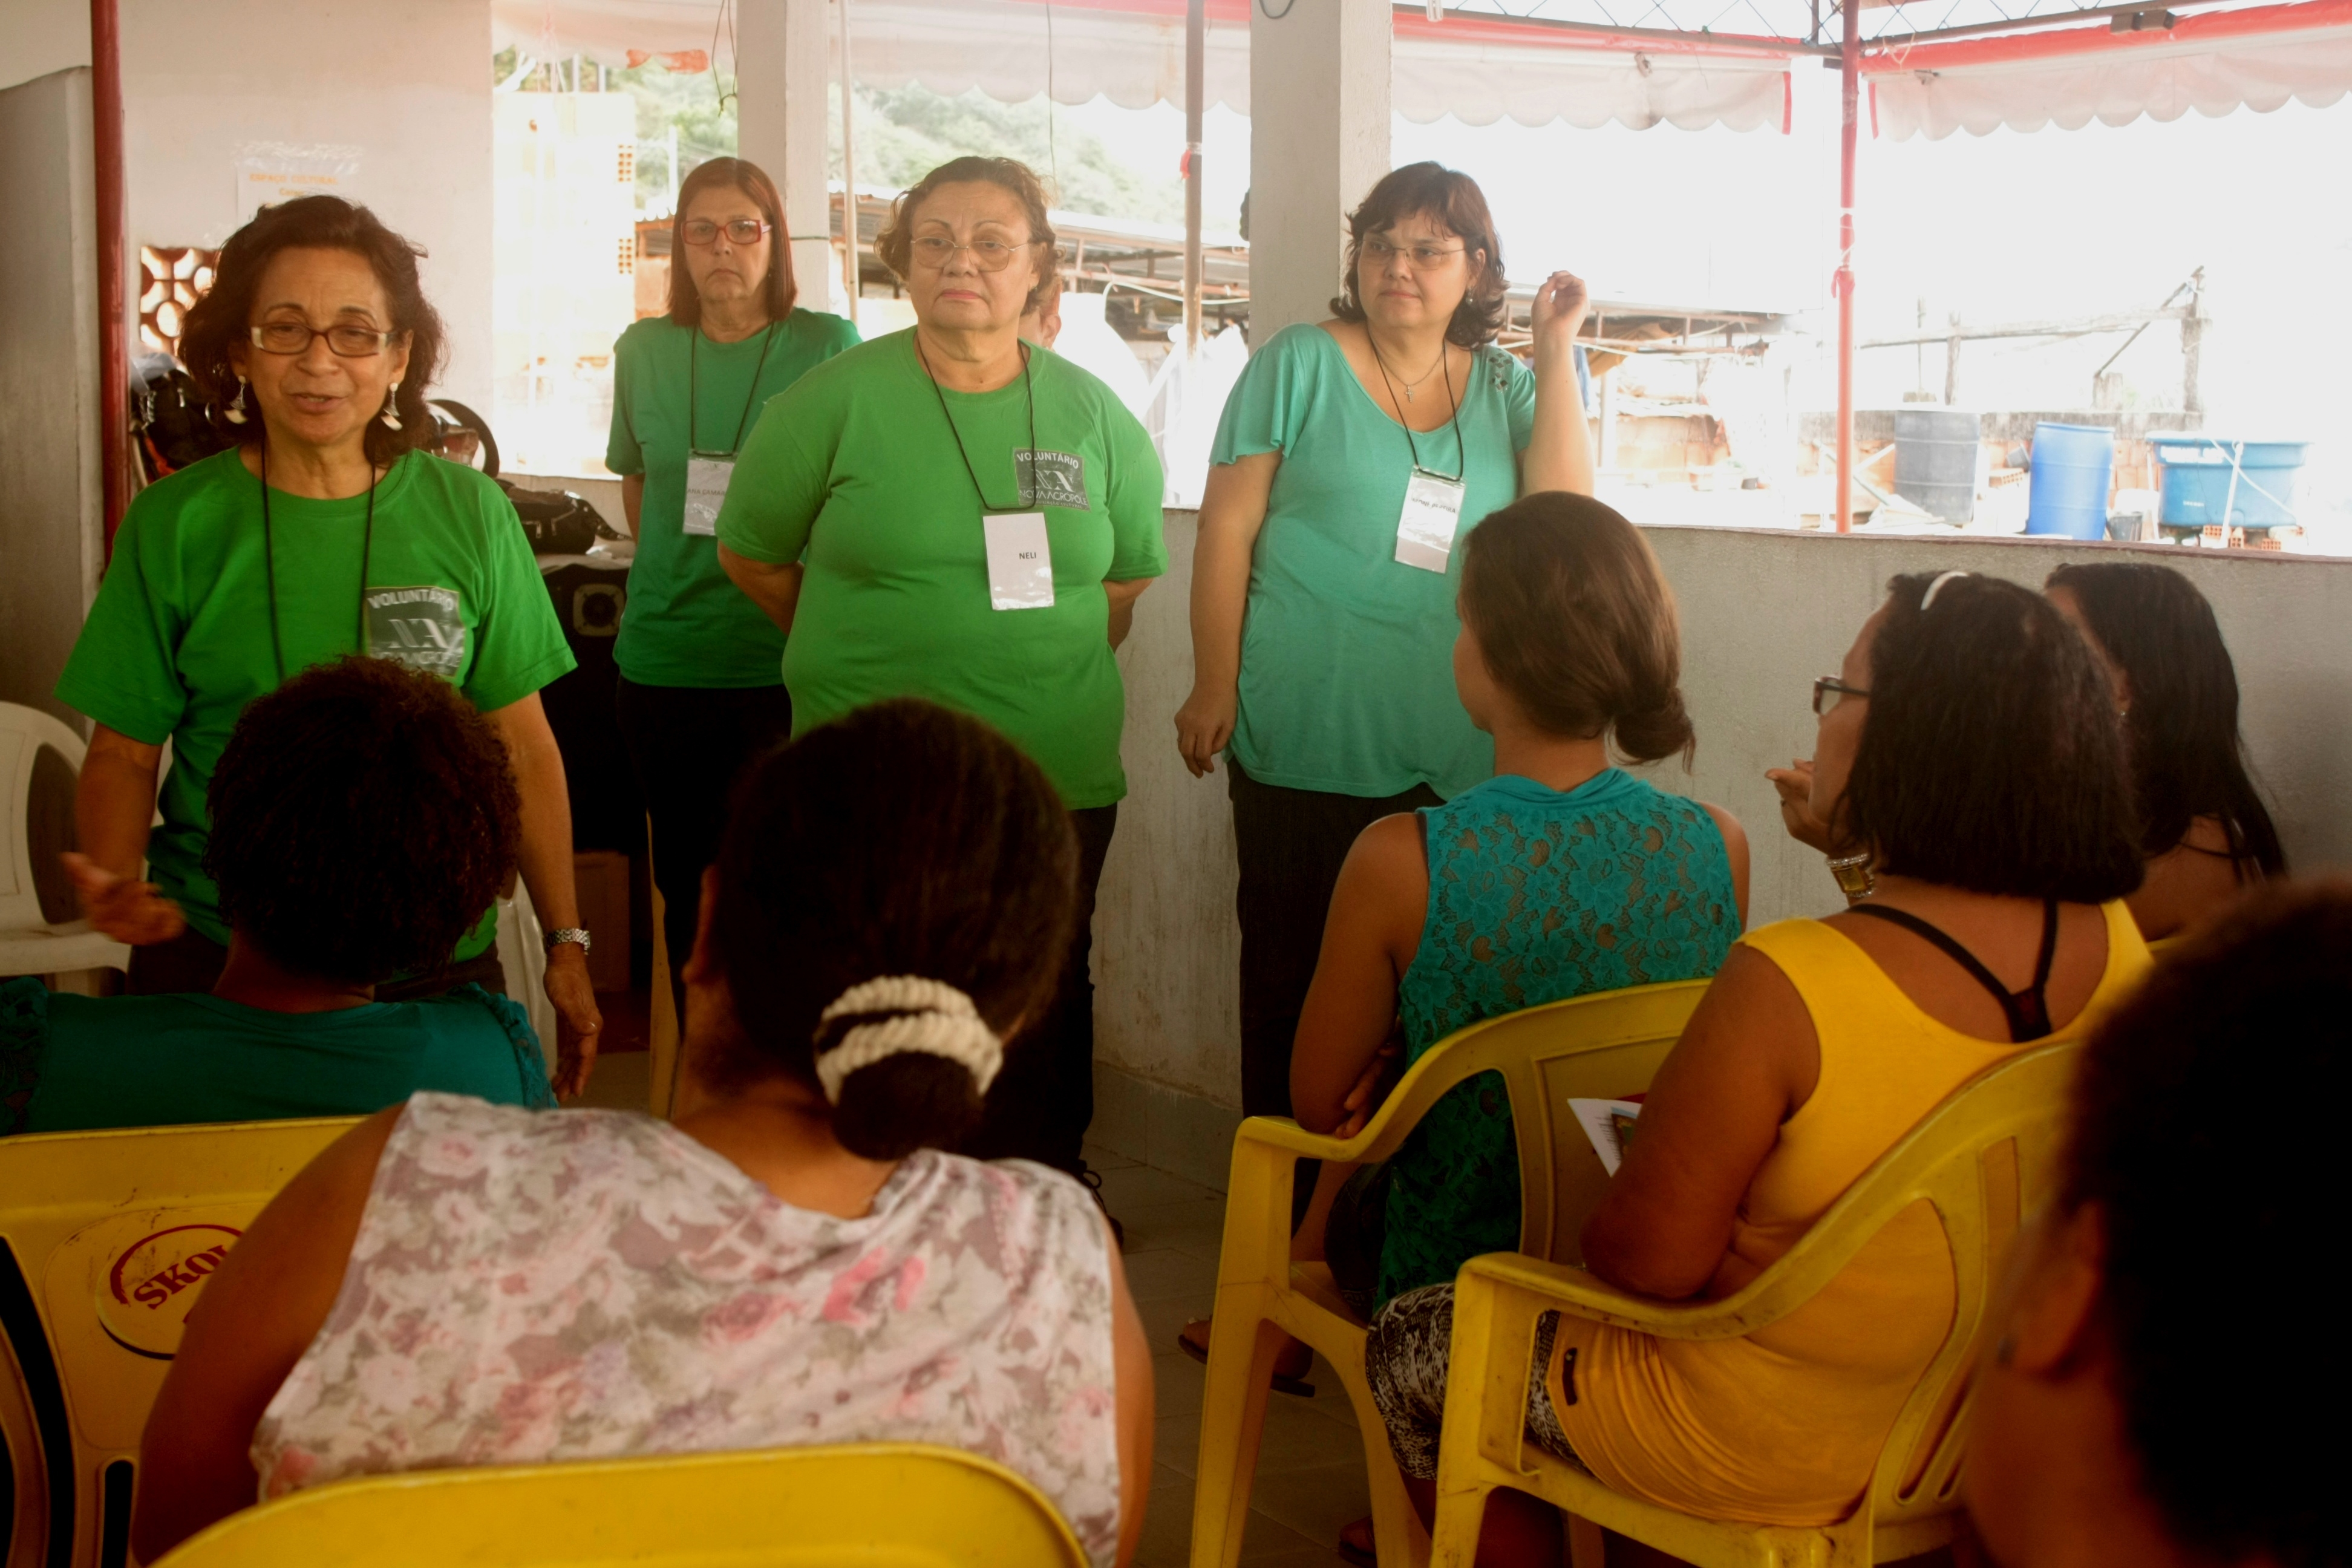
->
[0, 704, 130, 983]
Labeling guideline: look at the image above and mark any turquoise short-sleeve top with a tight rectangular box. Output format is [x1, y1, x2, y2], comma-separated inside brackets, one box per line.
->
[1209, 322, 1535, 801]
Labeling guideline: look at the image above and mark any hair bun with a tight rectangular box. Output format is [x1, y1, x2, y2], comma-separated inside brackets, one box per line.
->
[813, 976, 1004, 1104]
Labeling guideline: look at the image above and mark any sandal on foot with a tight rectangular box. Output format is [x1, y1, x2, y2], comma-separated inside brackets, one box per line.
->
[1175, 1318, 1316, 1397]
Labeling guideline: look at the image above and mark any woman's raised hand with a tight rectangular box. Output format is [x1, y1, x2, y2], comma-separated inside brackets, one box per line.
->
[62, 851, 188, 946]
[1174, 682, 1238, 779]
[1529, 269, 1592, 355]
[1765, 758, 1838, 854]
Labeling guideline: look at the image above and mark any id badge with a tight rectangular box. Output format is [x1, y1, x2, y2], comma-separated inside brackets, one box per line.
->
[982, 511, 1056, 611]
[683, 454, 734, 537]
[1394, 468, 1469, 573]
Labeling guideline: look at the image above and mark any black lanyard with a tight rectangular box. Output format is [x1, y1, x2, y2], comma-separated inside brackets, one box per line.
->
[260, 443, 377, 684]
[917, 334, 1039, 511]
[1368, 335, 1467, 482]
[688, 321, 779, 457]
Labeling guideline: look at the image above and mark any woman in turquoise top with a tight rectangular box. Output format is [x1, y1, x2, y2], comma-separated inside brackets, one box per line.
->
[1174, 163, 1595, 1128]
[1175, 493, 1745, 1387]
[606, 158, 858, 1007]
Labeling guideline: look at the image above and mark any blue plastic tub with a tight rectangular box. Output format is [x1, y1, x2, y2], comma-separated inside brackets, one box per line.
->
[2149, 436, 2307, 529]
[2026, 423, 2115, 540]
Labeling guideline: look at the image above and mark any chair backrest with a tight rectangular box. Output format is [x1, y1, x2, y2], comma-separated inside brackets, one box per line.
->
[0, 704, 86, 933]
[1368, 981, 1711, 1268]
[149, 1442, 1091, 1567]
[0, 1117, 358, 1568]
[1679, 1042, 2080, 1547]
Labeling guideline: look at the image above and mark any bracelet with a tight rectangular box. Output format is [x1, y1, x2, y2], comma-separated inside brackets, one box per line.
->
[1826, 854, 1876, 901]
[543, 927, 592, 954]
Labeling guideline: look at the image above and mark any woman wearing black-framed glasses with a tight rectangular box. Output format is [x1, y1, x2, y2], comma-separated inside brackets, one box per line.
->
[53, 195, 602, 1096]
[606, 157, 858, 1024]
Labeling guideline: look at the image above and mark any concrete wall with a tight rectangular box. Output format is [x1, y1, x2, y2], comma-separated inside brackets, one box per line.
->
[1090, 515, 2352, 1184]
[1, 0, 496, 410]
[0, 68, 104, 729]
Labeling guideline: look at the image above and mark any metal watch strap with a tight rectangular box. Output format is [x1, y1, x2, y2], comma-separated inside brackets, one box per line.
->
[544, 927, 592, 953]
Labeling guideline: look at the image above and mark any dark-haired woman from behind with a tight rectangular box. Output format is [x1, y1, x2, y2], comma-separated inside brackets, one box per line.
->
[130, 699, 1152, 1568]
[2, 658, 554, 1135]
[2043, 561, 2285, 941]
[1365, 572, 2153, 1564]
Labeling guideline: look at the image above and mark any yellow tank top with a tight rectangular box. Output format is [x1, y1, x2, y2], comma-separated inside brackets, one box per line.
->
[1553, 901, 2150, 1525]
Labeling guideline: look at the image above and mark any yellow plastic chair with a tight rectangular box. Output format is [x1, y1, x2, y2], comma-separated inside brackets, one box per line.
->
[1431, 1040, 2079, 1568]
[148, 1442, 1089, 1567]
[1189, 981, 1711, 1568]
[0, 1116, 358, 1568]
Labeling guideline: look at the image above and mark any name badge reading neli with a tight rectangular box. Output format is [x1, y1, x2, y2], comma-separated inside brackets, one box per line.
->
[1394, 468, 1469, 573]
[983, 511, 1056, 611]
[682, 454, 735, 537]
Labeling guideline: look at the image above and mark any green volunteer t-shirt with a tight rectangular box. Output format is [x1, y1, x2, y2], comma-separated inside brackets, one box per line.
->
[54, 448, 575, 952]
[716, 330, 1168, 809]
[605, 309, 860, 688]
[1212, 322, 1536, 800]
[1, 978, 554, 1137]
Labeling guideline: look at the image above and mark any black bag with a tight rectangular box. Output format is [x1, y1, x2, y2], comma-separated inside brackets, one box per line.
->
[131, 356, 232, 479]
[426, 397, 622, 557]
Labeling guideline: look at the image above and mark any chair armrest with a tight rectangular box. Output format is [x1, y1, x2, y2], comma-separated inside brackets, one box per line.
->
[1453, 1252, 1772, 1343]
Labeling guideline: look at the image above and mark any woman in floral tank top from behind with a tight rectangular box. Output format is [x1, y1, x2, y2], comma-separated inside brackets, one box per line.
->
[132, 701, 1153, 1568]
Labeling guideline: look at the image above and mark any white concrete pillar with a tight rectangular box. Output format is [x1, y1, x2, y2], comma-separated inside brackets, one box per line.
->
[1247, 0, 1390, 342]
[737, 0, 833, 312]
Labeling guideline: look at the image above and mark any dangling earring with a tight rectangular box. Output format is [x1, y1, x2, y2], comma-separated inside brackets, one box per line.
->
[225, 376, 249, 425]
[379, 382, 403, 432]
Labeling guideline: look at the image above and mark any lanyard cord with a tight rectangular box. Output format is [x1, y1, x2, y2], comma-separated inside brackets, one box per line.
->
[688, 320, 780, 456]
[260, 443, 377, 685]
[1368, 333, 1466, 482]
[916, 333, 1039, 511]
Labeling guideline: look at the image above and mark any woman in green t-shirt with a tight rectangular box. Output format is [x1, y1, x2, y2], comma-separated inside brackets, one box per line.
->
[55, 196, 601, 1094]
[716, 156, 1166, 1192]
[1172, 162, 1595, 1133]
[606, 157, 857, 1012]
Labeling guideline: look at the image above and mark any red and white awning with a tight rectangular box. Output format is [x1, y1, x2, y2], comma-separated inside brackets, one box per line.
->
[1864, 0, 2352, 140]
[492, 0, 1794, 135]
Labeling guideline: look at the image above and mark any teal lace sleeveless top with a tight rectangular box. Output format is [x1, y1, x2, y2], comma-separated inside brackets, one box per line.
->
[1376, 769, 1739, 1307]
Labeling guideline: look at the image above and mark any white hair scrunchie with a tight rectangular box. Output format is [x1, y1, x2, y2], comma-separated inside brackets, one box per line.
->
[813, 976, 1004, 1105]
[1919, 569, 1970, 611]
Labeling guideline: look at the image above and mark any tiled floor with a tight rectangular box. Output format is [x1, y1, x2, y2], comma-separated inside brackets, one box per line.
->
[1088, 1143, 1369, 1568]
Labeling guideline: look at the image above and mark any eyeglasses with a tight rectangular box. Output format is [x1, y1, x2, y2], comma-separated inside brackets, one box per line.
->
[681, 217, 771, 247]
[909, 235, 1037, 272]
[1363, 236, 1468, 270]
[1812, 676, 1872, 716]
[248, 321, 397, 358]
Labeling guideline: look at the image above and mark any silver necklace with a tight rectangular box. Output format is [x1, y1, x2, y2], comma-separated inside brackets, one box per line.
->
[1385, 341, 1449, 403]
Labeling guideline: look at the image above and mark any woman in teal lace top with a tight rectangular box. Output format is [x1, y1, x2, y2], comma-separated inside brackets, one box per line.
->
[1290, 492, 1749, 1309]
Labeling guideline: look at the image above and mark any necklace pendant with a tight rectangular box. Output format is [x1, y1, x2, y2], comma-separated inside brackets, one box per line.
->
[1403, 385, 1415, 402]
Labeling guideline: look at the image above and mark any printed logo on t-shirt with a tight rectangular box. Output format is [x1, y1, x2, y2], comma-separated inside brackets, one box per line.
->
[1015, 449, 1089, 511]
[365, 586, 468, 679]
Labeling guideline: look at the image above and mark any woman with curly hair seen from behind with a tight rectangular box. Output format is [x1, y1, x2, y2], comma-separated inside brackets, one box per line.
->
[53, 195, 600, 1089]
[2, 658, 553, 1136]
[132, 701, 1152, 1568]
[2043, 561, 2286, 941]
[1174, 162, 1596, 1169]
[1365, 572, 2151, 1563]
[717, 157, 1165, 1196]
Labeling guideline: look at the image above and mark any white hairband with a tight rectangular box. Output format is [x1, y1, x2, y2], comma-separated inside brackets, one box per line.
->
[1919, 570, 1970, 610]
[814, 976, 1004, 1104]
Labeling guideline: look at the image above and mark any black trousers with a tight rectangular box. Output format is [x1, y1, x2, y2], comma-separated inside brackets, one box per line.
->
[964, 804, 1119, 1177]
[613, 677, 797, 1017]
[1227, 760, 1442, 1120]
[127, 927, 508, 1001]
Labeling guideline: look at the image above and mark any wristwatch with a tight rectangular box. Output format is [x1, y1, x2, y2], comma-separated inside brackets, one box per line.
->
[544, 927, 592, 955]
[1826, 854, 1876, 902]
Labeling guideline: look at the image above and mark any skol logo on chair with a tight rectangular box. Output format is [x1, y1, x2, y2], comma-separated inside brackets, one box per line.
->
[95, 1223, 243, 1359]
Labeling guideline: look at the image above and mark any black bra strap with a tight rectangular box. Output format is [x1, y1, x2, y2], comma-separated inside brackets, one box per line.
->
[1846, 898, 2062, 1042]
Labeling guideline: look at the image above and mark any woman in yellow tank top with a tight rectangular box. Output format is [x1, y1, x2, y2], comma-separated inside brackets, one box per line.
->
[1365, 571, 2153, 1561]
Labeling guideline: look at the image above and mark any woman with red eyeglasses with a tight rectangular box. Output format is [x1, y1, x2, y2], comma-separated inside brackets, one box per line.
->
[607, 157, 858, 1018]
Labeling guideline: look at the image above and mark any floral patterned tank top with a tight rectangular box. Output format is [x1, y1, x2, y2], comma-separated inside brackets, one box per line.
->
[1377, 770, 1739, 1305]
[253, 1094, 1123, 1566]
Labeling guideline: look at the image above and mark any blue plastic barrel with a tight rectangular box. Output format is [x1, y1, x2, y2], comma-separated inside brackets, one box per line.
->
[2148, 436, 2307, 529]
[2025, 422, 2115, 540]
